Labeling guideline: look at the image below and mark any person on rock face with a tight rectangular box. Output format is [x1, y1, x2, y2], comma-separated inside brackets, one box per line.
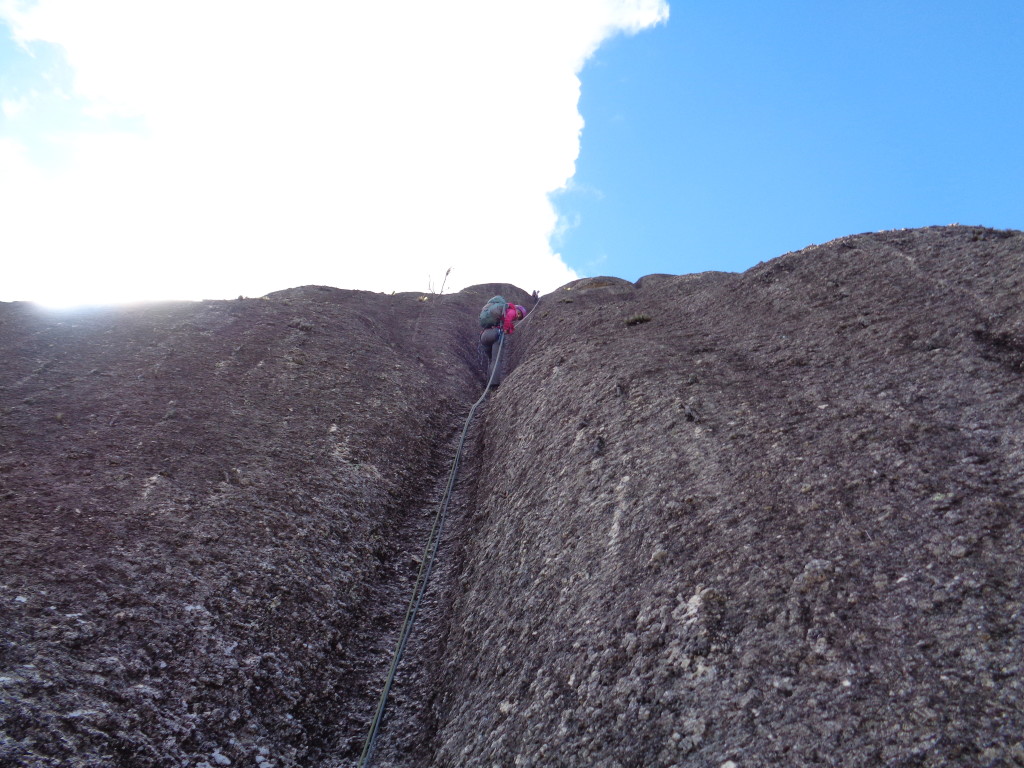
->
[480, 303, 525, 385]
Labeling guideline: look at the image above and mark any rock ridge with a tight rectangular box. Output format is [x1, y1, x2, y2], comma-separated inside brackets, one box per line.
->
[2, 226, 1023, 767]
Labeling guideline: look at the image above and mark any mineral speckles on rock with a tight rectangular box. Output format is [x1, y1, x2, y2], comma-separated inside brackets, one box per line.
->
[427, 227, 1024, 768]
[4, 229, 1024, 767]
[0, 283, 532, 767]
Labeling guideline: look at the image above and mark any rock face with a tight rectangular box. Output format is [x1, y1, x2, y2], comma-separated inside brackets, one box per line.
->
[2, 226, 1024, 768]
[0, 283, 530, 767]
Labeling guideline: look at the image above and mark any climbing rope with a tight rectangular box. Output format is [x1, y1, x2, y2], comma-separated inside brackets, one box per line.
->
[356, 329, 507, 767]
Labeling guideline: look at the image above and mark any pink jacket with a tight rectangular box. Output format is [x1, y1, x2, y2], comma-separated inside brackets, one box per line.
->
[502, 304, 521, 334]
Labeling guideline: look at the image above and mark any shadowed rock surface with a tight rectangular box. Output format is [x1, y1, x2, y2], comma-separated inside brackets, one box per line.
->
[2, 225, 1023, 767]
[0, 283, 529, 767]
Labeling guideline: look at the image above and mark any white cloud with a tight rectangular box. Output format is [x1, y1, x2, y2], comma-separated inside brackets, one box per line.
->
[2, 97, 27, 117]
[0, 0, 668, 306]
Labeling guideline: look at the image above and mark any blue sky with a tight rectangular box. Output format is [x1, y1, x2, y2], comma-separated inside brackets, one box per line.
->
[557, 1, 1024, 280]
[0, 1, 1021, 305]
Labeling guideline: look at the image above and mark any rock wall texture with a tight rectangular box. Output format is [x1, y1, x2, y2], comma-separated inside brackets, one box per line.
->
[2, 225, 1023, 768]
[425, 226, 1024, 768]
[0, 283, 529, 767]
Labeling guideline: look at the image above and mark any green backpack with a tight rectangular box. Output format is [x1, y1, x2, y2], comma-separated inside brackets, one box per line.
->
[479, 296, 507, 328]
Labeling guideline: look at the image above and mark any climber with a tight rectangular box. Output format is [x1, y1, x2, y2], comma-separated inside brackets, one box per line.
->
[479, 300, 525, 386]
[480, 301, 523, 358]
